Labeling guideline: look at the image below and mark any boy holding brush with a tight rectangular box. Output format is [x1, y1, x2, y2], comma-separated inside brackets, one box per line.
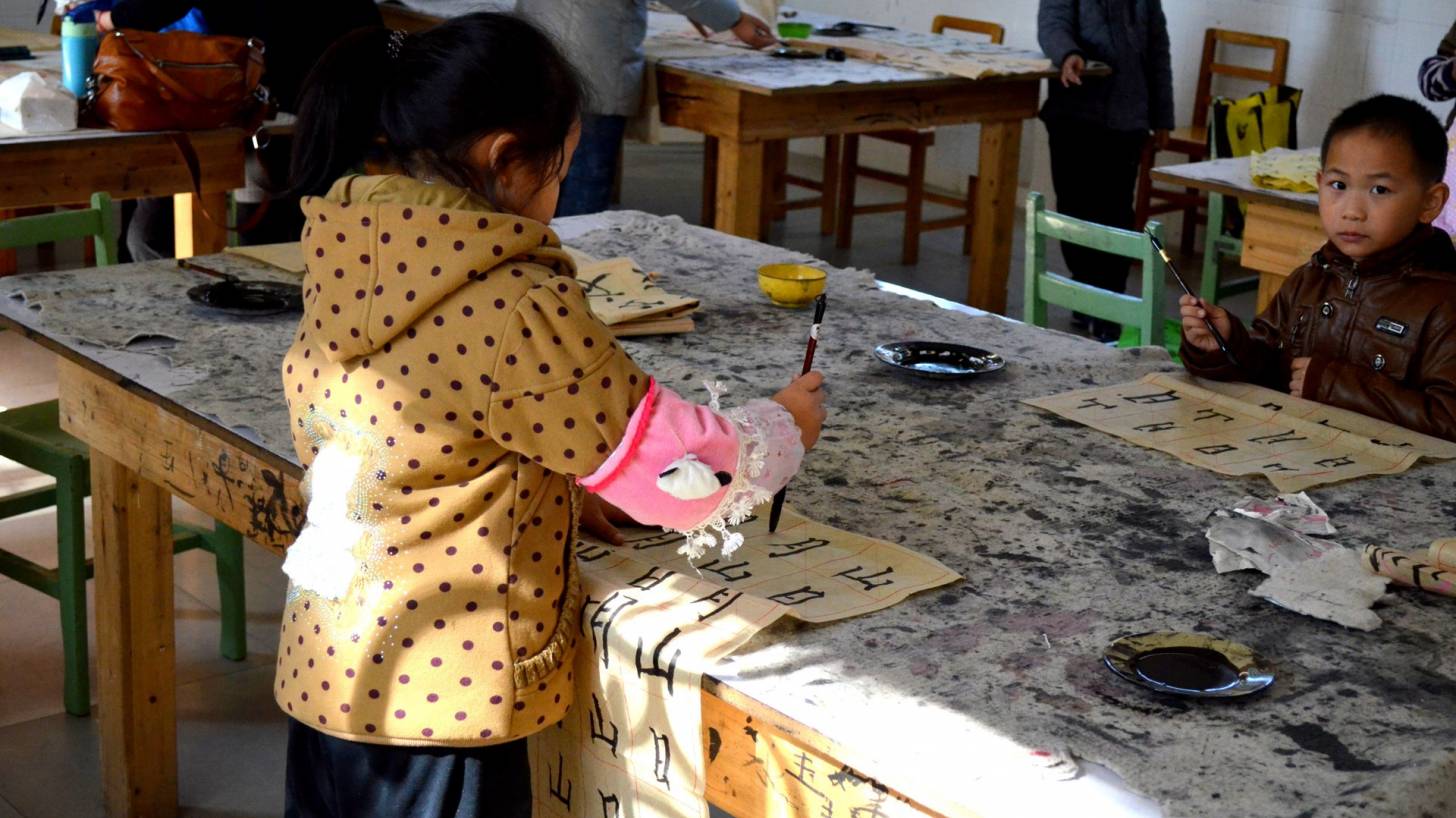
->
[1180, 95, 1456, 442]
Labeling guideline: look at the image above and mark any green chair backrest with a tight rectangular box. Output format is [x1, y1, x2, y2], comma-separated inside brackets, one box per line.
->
[0, 193, 117, 266]
[1023, 191, 1167, 347]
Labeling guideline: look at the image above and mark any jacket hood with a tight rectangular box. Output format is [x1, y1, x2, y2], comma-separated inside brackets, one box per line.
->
[1314, 223, 1456, 279]
[298, 188, 575, 363]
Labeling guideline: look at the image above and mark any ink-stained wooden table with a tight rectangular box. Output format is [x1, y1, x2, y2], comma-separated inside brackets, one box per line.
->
[1150, 153, 1322, 312]
[654, 56, 1054, 316]
[383, 3, 1062, 315]
[4, 211, 1454, 818]
[0, 51, 258, 268]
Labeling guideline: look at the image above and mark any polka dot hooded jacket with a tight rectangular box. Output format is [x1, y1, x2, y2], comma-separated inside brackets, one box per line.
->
[277, 175, 804, 747]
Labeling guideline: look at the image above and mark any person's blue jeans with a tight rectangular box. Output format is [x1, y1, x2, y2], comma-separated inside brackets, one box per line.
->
[555, 114, 627, 217]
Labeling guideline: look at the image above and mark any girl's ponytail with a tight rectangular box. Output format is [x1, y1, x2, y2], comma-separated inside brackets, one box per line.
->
[287, 26, 395, 199]
[287, 14, 584, 207]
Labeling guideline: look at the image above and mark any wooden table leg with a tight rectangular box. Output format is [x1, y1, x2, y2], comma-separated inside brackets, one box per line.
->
[0, 209, 16, 275]
[702, 136, 719, 228]
[966, 119, 1023, 314]
[91, 448, 178, 818]
[173, 192, 229, 259]
[714, 137, 766, 241]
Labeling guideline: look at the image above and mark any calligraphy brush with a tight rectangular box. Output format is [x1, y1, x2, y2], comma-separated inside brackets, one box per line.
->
[177, 258, 238, 282]
[768, 293, 826, 533]
[1144, 228, 1239, 369]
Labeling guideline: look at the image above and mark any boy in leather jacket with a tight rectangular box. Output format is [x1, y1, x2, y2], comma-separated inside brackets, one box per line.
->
[1180, 95, 1456, 441]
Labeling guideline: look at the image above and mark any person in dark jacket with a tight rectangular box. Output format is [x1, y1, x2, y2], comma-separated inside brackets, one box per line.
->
[90, 0, 382, 257]
[1037, 0, 1173, 342]
[1181, 95, 1456, 441]
[1417, 19, 1456, 128]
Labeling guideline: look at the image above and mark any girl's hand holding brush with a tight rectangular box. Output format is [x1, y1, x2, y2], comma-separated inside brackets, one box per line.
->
[772, 371, 827, 449]
[1178, 294, 1235, 355]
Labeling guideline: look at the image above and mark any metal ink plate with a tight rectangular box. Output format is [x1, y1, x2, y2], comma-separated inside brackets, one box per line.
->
[187, 280, 303, 317]
[1104, 631, 1274, 699]
[873, 341, 1005, 380]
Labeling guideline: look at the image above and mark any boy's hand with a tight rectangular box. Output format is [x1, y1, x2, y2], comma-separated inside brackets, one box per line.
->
[1179, 294, 1233, 354]
[1060, 54, 1085, 87]
[730, 13, 777, 48]
[773, 371, 827, 450]
[1289, 357, 1312, 398]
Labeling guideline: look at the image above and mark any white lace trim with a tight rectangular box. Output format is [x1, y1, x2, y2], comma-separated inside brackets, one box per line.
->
[675, 382, 779, 560]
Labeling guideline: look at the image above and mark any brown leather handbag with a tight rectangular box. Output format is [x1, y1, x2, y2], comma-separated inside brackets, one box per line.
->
[87, 28, 269, 132]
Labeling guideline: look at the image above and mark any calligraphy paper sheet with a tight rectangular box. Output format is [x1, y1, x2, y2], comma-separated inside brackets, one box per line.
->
[1025, 372, 1456, 491]
[225, 242, 307, 274]
[530, 507, 959, 818]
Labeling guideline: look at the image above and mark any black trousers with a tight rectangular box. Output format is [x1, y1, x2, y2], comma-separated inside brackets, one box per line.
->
[1044, 121, 1149, 295]
[284, 719, 532, 818]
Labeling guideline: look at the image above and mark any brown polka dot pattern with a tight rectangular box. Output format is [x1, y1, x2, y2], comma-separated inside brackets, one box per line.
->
[276, 181, 623, 747]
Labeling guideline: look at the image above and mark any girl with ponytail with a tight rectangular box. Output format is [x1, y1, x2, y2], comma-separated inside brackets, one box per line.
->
[278, 13, 826, 817]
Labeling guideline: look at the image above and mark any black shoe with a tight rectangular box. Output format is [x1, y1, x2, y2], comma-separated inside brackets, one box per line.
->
[1091, 319, 1121, 344]
[1070, 311, 1091, 331]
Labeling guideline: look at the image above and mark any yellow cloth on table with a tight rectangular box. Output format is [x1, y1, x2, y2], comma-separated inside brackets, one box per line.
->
[1250, 148, 1320, 194]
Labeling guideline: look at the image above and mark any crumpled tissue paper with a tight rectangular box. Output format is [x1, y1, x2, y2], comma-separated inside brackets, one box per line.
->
[0, 71, 78, 135]
[1207, 492, 1387, 630]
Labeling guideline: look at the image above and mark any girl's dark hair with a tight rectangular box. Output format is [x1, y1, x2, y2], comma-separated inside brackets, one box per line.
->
[287, 13, 584, 203]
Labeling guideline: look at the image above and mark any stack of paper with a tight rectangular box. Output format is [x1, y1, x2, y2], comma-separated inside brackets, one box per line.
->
[1249, 148, 1320, 194]
[566, 247, 699, 337]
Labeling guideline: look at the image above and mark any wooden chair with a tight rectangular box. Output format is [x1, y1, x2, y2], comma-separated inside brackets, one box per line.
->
[1025, 192, 1175, 354]
[699, 136, 843, 236]
[1135, 29, 1290, 251]
[0, 194, 247, 716]
[761, 136, 841, 238]
[833, 15, 1004, 265]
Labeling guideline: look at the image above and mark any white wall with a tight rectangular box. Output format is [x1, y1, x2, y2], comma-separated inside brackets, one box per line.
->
[0, 0, 46, 30]
[788, 0, 1456, 201]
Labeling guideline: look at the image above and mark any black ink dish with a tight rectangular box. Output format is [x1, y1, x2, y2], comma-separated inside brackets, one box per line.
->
[873, 341, 1006, 380]
[187, 280, 303, 317]
[1103, 631, 1274, 699]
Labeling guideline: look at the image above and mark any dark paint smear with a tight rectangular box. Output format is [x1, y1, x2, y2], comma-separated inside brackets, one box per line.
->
[1280, 723, 1381, 771]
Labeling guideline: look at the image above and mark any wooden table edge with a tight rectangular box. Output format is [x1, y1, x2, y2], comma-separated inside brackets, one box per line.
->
[655, 60, 1051, 97]
[1148, 167, 1317, 212]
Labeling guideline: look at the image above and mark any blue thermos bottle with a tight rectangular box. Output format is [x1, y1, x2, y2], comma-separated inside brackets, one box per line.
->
[60, 1, 111, 99]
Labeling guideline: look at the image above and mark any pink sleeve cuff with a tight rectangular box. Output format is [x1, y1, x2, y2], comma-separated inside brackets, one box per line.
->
[579, 386, 805, 558]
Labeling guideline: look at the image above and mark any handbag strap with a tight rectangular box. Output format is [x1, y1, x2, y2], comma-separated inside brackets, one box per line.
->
[167, 131, 272, 235]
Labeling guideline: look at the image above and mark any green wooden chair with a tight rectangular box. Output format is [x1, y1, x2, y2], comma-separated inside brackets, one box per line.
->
[1024, 192, 1178, 360]
[0, 193, 246, 717]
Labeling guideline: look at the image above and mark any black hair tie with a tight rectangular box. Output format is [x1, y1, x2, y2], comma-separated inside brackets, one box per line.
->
[386, 30, 407, 61]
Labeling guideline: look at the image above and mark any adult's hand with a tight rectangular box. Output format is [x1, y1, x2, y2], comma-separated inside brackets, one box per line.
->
[731, 12, 777, 49]
[96, 10, 114, 32]
[1060, 53, 1085, 87]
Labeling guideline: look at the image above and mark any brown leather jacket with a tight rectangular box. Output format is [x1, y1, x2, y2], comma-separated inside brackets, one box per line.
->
[1181, 225, 1456, 441]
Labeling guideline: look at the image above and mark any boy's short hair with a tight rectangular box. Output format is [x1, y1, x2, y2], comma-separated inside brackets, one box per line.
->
[1320, 94, 1448, 185]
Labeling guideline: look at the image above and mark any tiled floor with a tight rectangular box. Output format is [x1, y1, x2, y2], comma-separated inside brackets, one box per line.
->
[0, 141, 1261, 816]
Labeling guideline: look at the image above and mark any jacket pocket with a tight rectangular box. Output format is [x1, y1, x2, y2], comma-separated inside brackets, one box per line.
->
[1351, 313, 1426, 382]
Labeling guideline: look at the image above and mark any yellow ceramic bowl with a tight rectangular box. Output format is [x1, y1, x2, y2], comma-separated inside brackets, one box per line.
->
[757, 264, 827, 307]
